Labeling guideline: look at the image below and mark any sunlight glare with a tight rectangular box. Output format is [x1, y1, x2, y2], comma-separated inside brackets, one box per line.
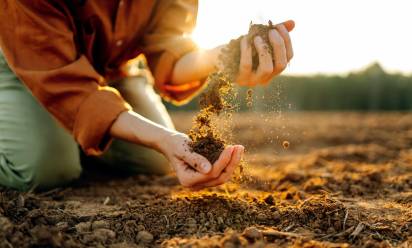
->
[192, 0, 412, 75]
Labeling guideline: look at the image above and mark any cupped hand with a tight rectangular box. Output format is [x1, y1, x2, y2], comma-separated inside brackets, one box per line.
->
[236, 20, 295, 86]
[159, 132, 244, 189]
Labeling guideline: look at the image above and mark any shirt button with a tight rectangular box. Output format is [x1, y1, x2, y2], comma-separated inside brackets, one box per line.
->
[116, 40, 123, 47]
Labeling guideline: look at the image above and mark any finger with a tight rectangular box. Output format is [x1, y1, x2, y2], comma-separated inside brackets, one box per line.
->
[207, 145, 235, 179]
[175, 160, 209, 187]
[237, 36, 253, 86]
[176, 146, 235, 187]
[180, 151, 212, 174]
[268, 29, 287, 76]
[281, 20, 295, 32]
[252, 36, 274, 84]
[275, 24, 293, 61]
[193, 145, 244, 188]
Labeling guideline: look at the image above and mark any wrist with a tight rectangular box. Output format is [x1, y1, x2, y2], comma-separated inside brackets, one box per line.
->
[147, 126, 177, 153]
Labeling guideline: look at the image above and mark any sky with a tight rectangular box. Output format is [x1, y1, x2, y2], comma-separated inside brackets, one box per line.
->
[191, 0, 412, 75]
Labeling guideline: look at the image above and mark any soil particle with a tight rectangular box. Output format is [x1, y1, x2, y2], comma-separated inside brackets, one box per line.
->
[221, 231, 249, 248]
[246, 89, 253, 108]
[30, 225, 63, 247]
[264, 194, 275, 205]
[136, 230, 154, 244]
[92, 220, 111, 230]
[242, 226, 263, 240]
[76, 221, 92, 233]
[282, 140, 290, 149]
[0, 216, 12, 232]
[93, 228, 116, 242]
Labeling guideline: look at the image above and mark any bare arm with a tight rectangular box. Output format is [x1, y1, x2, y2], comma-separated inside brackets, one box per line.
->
[170, 45, 223, 85]
[170, 20, 295, 86]
[109, 110, 244, 189]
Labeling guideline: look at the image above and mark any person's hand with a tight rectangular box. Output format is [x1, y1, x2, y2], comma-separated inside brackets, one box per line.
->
[158, 132, 244, 189]
[236, 20, 295, 86]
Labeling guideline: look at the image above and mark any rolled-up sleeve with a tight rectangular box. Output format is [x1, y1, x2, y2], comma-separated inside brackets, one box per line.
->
[143, 0, 205, 104]
[0, 1, 131, 156]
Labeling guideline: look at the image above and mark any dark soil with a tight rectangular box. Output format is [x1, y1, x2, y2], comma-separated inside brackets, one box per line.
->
[1, 113, 411, 247]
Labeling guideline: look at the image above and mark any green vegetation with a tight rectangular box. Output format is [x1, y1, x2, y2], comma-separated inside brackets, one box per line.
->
[165, 63, 412, 111]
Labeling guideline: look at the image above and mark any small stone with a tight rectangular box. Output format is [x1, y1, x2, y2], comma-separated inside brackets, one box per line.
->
[136, 230, 153, 244]
[92, 220, 110, 230]
[94, 228, 116, 239]
[256, 213, 266, 222]
[272, 211, 281, 221]
[136, 224, 145, 231]
[17, 195, 25, 207]
[242, 226, 262, 239]
[264, 195, 275, 205]
[187, 217, 197, 226]
[75, 221, 91, 232]
[56, 222, 69, 231]
[103, 197, 110, 205]
[0, 217, 13, 232]
[217, 217, 224, 224]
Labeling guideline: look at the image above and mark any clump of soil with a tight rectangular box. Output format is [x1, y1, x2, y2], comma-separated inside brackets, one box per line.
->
[189, 21, 275, 163]
[219, 21, 275, 81]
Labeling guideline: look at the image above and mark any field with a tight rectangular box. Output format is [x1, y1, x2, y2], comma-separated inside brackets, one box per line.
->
[1, 112, 411, 247]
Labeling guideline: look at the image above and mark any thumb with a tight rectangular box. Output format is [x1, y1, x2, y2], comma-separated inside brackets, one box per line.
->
[282, 20, 295, 32]
[184, 152, 212, 174]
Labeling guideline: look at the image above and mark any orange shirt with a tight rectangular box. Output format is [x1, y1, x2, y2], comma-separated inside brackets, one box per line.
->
[0, 0, 202, 155]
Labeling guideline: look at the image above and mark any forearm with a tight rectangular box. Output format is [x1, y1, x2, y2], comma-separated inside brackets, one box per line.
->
[170, 45, 224, 85]
[109, 110, 173, 152]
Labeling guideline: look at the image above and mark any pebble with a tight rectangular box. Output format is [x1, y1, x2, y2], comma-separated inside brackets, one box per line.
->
[75, 221, 91, 232]
[217, 217, 224, 224]
[242, 226, 262, 239]
[256, 213, 267, 222]
[0, 217, 13, 232]
[272, 211, 281, 221]
[136, 230, 153, 244]
[56, 222, 69, 231]
[92, 220, 110, 230]
[94, 228, 116, 239]
[264, 195, 275, 205]
[187, 217, 197, 226]
[136, 224, 145, 231]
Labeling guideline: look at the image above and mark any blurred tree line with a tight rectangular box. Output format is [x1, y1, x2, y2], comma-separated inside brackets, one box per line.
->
[165, 63, 412, 111]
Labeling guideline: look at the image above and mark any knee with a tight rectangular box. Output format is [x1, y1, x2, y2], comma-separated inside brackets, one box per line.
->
[0, 144, 81, 191]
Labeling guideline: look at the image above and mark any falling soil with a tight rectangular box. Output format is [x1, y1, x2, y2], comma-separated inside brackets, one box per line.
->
[282, 140, 290, 149]
[188, 73, 232, 163]
[246, 89, 254, 108]
[189, 21, 275, 163]
[1, 113, 411, 247]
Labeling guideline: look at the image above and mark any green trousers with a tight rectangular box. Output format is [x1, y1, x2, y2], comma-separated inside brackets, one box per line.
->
[0, 53, 173, 191]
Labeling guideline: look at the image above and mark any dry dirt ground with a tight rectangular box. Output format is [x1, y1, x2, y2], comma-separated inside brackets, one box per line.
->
[1, 112, 411, 248]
